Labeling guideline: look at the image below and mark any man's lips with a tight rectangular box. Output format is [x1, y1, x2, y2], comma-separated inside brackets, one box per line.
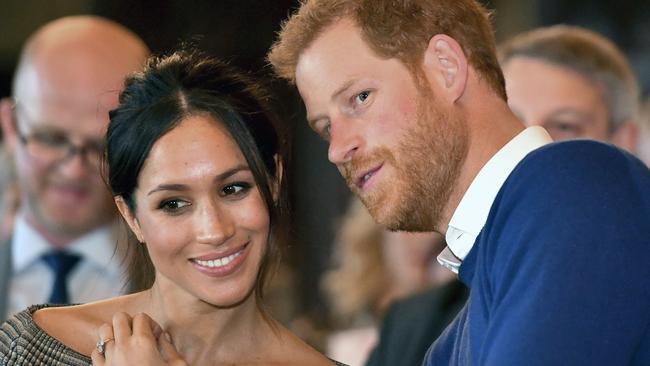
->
[49, 184, 91, 202]
[355, 164, 383, 191]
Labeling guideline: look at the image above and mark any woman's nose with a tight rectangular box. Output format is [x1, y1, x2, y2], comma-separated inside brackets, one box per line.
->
[195, 202, 235, 245]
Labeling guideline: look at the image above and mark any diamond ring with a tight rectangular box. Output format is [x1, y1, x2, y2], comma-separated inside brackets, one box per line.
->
[96, 338, 114, 355]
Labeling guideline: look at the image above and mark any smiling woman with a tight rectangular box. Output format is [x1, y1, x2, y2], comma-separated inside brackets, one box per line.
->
[0, 51, 346, 366]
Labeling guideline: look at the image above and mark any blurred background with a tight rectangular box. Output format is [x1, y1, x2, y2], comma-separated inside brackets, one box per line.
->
[1, 0, 649, 350]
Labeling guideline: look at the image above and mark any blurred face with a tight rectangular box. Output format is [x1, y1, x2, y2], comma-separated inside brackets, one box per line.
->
[1, 23, 148, 242]
[503, 57, 611, 141]
[382, 231, 443, 294]
[121, 116, 270, 307]
[10, 82, 115, 239]
[295, 19, 468, 231]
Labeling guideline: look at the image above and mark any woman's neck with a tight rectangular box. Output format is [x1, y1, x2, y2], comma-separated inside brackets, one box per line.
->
[134, 284, 276, 364]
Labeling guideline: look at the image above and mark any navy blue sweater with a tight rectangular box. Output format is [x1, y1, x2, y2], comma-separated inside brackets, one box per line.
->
[425, 141, 650, 365]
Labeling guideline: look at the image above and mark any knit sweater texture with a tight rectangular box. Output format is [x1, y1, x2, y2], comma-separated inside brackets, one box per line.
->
[425, 141, 650, 365]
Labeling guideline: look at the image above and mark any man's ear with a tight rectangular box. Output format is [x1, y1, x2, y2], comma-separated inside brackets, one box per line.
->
[611, 121, 639, 153]
[0, 98, 18, 152]
[422, 34, 468, 103]
[115, 196, 144, 243]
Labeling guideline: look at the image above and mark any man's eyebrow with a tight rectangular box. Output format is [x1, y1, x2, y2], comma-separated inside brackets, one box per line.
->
[306, 79, 357, 128]
[550, 108, 593, 119]
[331, 79, 356, 101]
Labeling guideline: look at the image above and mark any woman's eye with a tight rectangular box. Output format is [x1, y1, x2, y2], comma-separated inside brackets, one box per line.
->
[159, 199, 189, 212]
[354, 90, 371, 104]
[222, 182, 251, 197]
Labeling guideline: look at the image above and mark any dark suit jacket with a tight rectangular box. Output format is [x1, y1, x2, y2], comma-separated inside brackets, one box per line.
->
[0, 239, 12, 322]
[365, 280, 469, 366]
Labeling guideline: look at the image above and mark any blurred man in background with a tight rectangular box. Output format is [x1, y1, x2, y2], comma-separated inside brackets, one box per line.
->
[499, 25, 639, 152]
[0, 16, 148, 320]
[638, 99, 650, 166]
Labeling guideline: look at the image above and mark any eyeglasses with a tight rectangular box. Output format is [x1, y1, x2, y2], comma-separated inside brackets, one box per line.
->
[12, 102, 105, 169]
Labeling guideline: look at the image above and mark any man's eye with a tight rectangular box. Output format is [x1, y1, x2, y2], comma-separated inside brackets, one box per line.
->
[313, 120, 331, 141]
[556, 123, 577, 132]
[159, 199, 190, 212]
[222, 182, 251, 197]
[32, 132, 68, 147]
[87, 141, 106, 155]
[355, 91, 371, 104]
[322, 123, 331, 140]
[546, 121, 583, 137]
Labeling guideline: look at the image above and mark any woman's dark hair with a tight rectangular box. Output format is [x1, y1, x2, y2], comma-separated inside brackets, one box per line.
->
[105, 50, 289, 307]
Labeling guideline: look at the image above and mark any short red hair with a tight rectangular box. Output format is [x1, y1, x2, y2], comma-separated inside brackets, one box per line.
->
[268, 0, 506, 100]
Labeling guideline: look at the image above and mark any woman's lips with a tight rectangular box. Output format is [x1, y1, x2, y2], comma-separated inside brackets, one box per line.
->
[190, 243, 250, 277]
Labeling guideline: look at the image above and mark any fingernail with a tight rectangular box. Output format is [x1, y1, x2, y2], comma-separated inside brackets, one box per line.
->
[164, 331, 171, 342]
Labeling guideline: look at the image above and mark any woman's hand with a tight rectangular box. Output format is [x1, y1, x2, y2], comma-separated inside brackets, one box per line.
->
[91, 312, 187, 366]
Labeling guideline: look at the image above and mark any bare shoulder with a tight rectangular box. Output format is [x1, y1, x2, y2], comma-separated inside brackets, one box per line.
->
[33, 295, 139, 356]
[32, 304, 103, 356]
[267, 325, 343, 366]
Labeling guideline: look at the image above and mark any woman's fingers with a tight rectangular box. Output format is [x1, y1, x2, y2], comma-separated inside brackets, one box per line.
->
[131, 312, 165, 339]
[158, 332, 187, 365]
[95, 322, 115, 363]
[90, 348, 105, 366]
[93, 312, 185, 365]
[112, 312, 133, 342]
[151, 319, 164, 340]
[97, 322, 115, 348]
[132, 312, 155, 337]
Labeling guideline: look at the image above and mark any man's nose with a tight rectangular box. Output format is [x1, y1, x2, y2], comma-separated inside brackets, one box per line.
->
[57, 151, 91, 178]
[327, 117, 363, 165]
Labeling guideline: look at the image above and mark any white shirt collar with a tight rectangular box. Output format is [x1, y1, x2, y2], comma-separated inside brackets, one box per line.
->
[438, 126, 552, 273]
[12, 214, 122, 276]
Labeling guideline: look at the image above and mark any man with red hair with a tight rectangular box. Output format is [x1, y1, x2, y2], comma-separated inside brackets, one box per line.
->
[269, 1, 650, 364]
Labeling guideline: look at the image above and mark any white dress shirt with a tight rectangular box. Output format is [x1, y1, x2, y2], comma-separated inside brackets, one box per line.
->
[438, 126, 553, 273]
[7, 215, 127, 317]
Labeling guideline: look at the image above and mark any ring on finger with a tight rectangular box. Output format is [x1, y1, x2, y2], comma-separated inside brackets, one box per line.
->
[96, 338, 114, 355]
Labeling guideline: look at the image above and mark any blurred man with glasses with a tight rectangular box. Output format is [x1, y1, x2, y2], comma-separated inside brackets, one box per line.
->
[0, 16, 148, 320]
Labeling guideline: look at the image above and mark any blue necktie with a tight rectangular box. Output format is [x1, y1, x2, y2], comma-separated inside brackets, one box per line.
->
[42, 251, 81, 304]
